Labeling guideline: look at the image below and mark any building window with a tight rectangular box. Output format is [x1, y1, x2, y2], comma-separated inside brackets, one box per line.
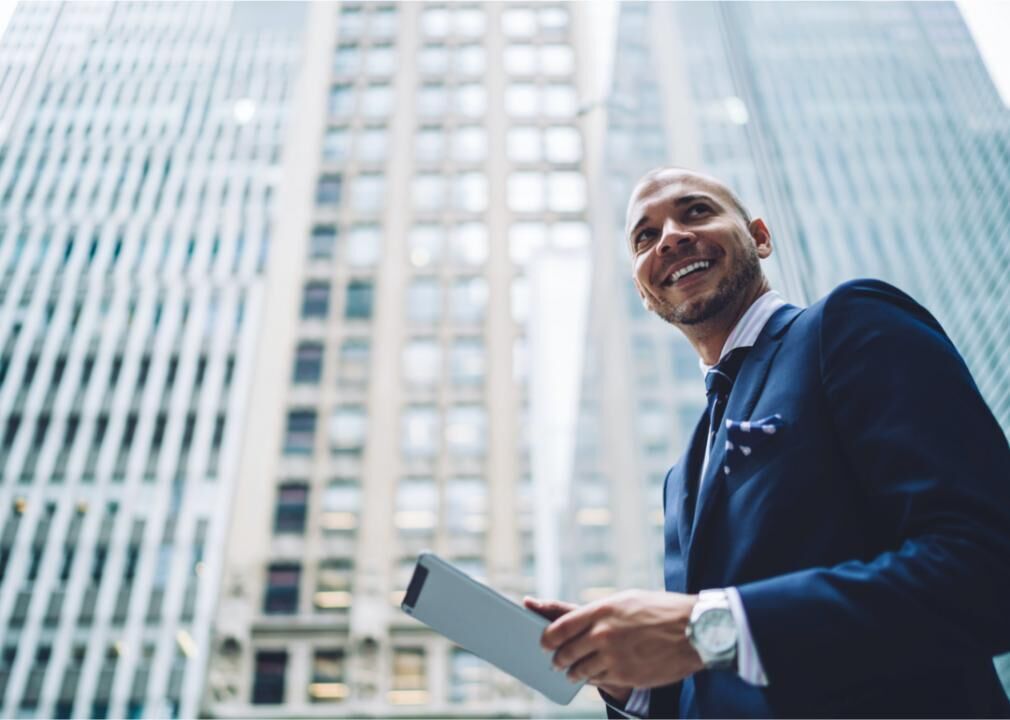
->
[322, 128, 349, 163]
[454, 84, 486, 117]
[322, 479, 360, 533]
[390, 648, 427, 705]
[548, 171, 586, 212]
[450, 338, 484, 386]
[293, 342, 324, 384]
[395, 476, 438, 533]
[413, 174, 446, 211]
[449, 223, 487, 266]
[252, 651, 287, 704]
[361, 84, 392, 117]
[345, 279, 373, 320]
[274, 483, 308, 534]
[507, 127, 541, 163]
[357, 129, 386, 163]
[509, 222, 546, 265]
[504, 44, 537, 75]
[415, 128, 445, 163]
[450, 277, 488, 323]
[502, 8, 537, 37]
[418, 46, 449, 74]
[401, 406, 439, 458]
[302, 282, 330, 319]
[449, 648, 488, 703]
[454, 44, 485, 74]
[309, 225, 337, 259]
[283, 410, 316, 456]
[350, 174, 384, 212]
[417, 84, 448, 116]
[505, 84, 537, 117]
[541, 45, 575, 75]
[329, 85, 353, 116]
[452, 127, 487, 163]
[508, 172, 544, 212]
[332, 45, 360, 75]
[337, 337, 370, 388]
[314, 559, 353, 610]
[407, 278, 441, 324]
[403, 338, 441, 386]
[309, 649, 348, 702]
[329, 405, 366, 453]
[544, 126, 582, 163]
[446, 405, 486, 457]
[368, 45, 396, 76]
[316, 174, 342, 206]
[453, 173, 487, 212]
[264, 564, 300, 614]
[446, 476, 488, 535]
[346, 225, 380, 267]
[408, 225, 442, 268]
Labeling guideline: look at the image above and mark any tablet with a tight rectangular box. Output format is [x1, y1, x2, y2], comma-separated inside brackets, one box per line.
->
[400, 552, 585, 705]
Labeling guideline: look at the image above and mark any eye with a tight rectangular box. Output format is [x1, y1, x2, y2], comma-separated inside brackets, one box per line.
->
[686, 202, 712, 218]
[634, 228, 658, 247]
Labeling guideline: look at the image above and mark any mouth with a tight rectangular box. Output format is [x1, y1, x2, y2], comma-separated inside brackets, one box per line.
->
[660, 259, 715, 288]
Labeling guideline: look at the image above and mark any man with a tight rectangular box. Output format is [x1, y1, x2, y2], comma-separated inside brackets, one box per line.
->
[525, 168, 1010, 717]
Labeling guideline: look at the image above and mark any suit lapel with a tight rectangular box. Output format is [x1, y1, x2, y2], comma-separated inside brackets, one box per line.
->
[674, 410, 711, 559]
[685, 304, 804, 588]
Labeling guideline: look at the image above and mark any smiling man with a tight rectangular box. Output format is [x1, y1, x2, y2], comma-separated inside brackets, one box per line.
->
[525, 167, 1010, 717]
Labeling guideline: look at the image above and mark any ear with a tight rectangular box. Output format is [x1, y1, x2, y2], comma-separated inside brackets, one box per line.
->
[749, 219, 773, 259]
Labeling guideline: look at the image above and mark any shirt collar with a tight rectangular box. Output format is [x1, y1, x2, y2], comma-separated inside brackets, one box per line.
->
[699, 290, 787, 374]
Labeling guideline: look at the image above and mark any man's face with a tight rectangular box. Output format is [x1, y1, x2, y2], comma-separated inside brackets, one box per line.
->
[626, 171, 770, 326]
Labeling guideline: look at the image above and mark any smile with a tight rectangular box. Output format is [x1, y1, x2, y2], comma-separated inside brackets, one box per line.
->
[662, 260, 713, 287]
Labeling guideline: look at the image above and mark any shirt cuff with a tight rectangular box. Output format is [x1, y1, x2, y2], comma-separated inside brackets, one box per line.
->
[602, 687, 650, 718]
[726, 586, 769, 686]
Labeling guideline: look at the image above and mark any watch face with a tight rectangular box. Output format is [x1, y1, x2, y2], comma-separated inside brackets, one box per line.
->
[696, 607, 737, 654]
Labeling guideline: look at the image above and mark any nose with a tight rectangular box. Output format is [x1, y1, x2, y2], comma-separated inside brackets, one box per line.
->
[656, 218, 694, 255]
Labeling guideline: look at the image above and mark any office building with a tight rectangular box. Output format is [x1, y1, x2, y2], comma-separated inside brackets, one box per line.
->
[204, 2, 598, 717]
[0, 2, 306, 717]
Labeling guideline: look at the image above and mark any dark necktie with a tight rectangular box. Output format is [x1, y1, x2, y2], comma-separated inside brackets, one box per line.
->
[704, 347, 750, 456]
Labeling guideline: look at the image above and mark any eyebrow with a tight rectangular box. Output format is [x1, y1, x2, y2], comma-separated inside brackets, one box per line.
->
[629, 192, 721, 237]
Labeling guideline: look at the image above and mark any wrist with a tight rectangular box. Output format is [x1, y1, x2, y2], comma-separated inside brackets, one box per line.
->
[685, 589, 738, 671]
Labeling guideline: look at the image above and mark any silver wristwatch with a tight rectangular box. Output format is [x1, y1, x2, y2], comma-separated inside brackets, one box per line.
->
[686, 589, 738, 671]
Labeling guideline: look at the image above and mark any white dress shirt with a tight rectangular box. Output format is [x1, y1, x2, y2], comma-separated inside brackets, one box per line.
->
[612, 291, 786, 718]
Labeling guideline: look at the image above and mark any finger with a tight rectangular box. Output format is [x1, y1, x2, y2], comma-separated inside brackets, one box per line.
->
[553, 623, 606, 671]
[525, 597, 576, 621]
[566, 651, 608, 683]
[542, 604, 601, 650]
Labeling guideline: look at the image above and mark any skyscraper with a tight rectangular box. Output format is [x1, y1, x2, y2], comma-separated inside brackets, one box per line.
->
[0, 2, 306, 717]
[204, 2, 597, 716]
[567, 0, 1010, 697]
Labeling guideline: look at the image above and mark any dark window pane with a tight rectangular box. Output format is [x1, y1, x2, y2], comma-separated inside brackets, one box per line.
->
[345, 280, 373, 320]
[264, 563, 300, 614]
[274, 483, 308, 534]
[252, 650, 287, 704]
[302, 282, 330, 319]
[293, 343, 324, 384]
[284, 411, 316, 455]
[316, 175, 342, 205]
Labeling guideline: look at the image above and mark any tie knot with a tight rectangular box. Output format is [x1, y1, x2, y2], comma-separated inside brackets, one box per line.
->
[705, 347, 749, 398]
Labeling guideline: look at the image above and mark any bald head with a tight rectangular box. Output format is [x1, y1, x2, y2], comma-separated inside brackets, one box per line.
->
[625, 167, 752, 243]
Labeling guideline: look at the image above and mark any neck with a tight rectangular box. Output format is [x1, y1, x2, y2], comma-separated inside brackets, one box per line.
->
[682, 279, 770, 366]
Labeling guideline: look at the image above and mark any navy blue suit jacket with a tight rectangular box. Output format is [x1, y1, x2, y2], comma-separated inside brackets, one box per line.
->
[640, 280, 1010, 718]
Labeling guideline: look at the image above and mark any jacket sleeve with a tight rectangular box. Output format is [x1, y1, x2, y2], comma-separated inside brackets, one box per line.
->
[737, 280, 1010, 691]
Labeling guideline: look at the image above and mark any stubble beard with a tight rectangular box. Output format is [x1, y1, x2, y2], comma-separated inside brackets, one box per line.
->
[652, 244, 762, 326]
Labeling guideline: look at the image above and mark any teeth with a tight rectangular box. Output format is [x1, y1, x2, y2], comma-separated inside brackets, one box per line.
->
[666, 260, 711, 285]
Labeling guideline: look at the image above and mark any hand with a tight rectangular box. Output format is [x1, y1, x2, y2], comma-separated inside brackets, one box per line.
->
[538, 589, 704, 690]
[524, 596, 633, 702]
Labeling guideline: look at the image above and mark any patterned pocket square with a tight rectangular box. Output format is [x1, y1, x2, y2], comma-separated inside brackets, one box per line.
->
[722, 414, 785, 476]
